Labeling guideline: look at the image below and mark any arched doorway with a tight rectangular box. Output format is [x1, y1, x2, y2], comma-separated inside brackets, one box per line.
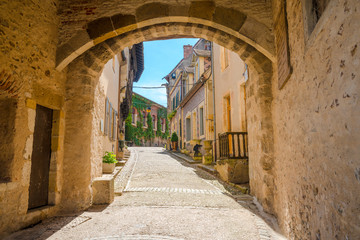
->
[60, 18, 276, 222]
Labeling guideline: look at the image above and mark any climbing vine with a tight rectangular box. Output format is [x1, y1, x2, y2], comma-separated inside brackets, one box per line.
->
[125, 94, 169, 145]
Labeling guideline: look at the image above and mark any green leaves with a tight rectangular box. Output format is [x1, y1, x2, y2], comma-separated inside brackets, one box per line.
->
[144, 113, 155, 141]
[102, 151, 117, 163]
[171, 132, 179, 142]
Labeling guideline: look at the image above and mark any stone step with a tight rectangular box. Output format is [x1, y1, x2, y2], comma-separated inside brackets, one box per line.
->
[92, 166, 123, 205]
[197, 164, 217, 175]
[116, 160, 126, 166]
[229, 183, 250, 194]
[170, 152, 198, 164]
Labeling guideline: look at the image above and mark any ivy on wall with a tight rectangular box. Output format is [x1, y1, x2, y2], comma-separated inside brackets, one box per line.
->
[125, 94, 169, 146]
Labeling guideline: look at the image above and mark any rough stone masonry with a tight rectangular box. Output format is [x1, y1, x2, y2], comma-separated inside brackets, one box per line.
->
[0, 0, 359, 239]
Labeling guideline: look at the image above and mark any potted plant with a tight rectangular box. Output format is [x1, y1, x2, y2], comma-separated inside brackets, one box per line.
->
[102, 151, 118, 174]
[171, 132, 178, 151]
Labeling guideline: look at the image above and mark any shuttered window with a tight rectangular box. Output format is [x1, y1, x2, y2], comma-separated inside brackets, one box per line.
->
[105, 98, 109, 135]
[112, 110, 117, 140]
[109, 104, 113, 138]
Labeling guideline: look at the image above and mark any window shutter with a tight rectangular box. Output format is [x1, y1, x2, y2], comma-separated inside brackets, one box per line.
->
[113, 111, 116, 140]
[105, 98, 108, 135]
[109, 104, 112, 139]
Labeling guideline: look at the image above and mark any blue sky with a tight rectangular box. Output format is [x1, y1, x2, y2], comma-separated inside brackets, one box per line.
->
[133, 38, 199, 107]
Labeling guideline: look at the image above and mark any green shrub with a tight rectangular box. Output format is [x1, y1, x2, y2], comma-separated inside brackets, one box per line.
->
[102, 151, 118, 163]
[171, 132, 179, 142]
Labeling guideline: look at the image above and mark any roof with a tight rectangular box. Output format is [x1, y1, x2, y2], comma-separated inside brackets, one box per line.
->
[164, 39, 206, 82]
[133, 43, 144, 82]
[132, 92, 166, 109]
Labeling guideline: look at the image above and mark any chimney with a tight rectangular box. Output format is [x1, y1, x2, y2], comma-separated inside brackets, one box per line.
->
[183, 44, 193, 59]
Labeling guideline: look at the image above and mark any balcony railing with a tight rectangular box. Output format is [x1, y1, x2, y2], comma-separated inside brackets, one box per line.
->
[218, 132, 248, 160]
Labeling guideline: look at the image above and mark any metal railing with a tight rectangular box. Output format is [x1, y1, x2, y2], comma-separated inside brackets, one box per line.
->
[218, 132, 248, 159]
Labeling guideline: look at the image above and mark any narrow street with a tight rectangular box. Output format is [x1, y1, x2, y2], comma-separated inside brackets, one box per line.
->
[8, 147, 285, 240]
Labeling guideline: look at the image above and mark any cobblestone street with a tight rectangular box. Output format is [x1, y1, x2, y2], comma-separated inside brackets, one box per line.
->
[7, 148, 286, 240]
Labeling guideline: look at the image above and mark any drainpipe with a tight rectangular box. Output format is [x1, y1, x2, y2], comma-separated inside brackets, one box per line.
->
[211, 41, 217, 163]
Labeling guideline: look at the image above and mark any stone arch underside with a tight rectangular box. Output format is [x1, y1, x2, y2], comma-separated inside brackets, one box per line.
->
[61, 20, 276, 215]
[56, 1, 275, 70]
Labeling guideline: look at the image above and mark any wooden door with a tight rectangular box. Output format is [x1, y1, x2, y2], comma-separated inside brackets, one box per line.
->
[28, 105, 53, 210]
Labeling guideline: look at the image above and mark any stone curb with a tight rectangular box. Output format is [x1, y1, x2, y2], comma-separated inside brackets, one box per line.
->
[168, 151, 199, 164]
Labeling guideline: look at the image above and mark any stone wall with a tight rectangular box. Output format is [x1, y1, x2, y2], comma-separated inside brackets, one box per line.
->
[0, 0, 67, 236]
[1, 1, 359, 238]
[269, 0, 360, 239]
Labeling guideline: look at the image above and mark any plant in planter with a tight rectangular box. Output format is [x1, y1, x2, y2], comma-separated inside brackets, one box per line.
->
[102, 151, 118, 174]
[171, 132, 179, 151]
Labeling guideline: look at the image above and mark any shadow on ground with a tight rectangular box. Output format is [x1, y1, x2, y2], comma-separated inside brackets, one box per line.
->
[5, 205, 110, 240]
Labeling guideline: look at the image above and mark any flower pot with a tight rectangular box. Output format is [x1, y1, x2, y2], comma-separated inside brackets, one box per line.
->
[102, 162, 115, 174]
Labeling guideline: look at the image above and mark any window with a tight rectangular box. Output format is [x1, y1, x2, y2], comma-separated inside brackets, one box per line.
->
[243, 64, 249, 81]
[221, 47, 229, 71]
[161, 118, 164, 132]
[153, 115, 156, 130]
[303, 0, 331, 36]
[186, 117, 191, 141]
[199, 107, 204, 136]
[176, 92, 179, 108]
[143, 112, 146, 127]
[104, 98, 109, 135]
[132, 108, 135, 124]
[109, 106, 113, 139]
[112, 110, 117, 140]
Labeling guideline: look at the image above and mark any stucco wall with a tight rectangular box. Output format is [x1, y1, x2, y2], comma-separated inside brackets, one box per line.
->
[213, 43, 247, 146]
[92, 55, 120, 179]
[182, 86, 205, 144]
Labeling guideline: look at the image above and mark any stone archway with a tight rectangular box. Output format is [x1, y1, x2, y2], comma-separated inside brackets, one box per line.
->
[56, 1, 275, 70]
[60, 20, 276, 217]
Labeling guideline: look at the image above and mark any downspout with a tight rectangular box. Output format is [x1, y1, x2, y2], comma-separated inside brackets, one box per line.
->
[211, 42, 217, 163]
